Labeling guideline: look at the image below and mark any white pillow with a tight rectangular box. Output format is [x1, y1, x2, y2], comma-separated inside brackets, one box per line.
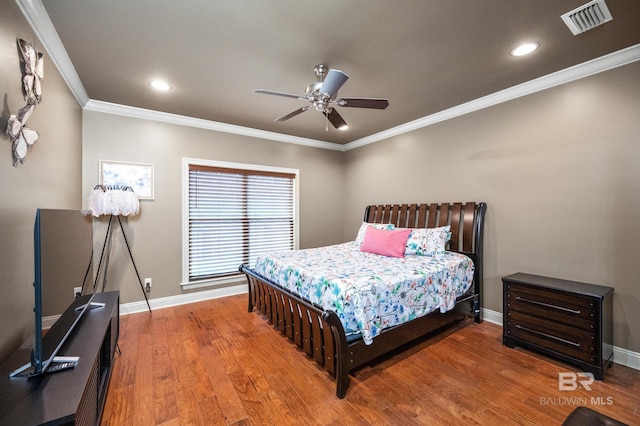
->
[354, 222, 395, 247]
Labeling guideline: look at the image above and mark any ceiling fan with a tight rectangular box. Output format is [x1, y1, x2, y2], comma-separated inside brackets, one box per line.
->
[255, 64, 389, 130]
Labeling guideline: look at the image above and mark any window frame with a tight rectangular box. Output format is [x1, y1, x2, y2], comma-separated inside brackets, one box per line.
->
[181, 157, 299, 289]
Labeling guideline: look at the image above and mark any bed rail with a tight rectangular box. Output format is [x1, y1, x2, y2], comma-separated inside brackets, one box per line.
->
[243, 266, 336, 374]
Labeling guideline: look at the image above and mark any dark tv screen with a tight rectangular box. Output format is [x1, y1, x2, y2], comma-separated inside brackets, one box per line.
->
[10, 209, 93, 377]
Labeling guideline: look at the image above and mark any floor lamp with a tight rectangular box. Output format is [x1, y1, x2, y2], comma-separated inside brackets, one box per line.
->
[87, 185, 151, 312]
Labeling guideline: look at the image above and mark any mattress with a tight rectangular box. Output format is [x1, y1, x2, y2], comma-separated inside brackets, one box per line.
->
[253, 242, 474, 344]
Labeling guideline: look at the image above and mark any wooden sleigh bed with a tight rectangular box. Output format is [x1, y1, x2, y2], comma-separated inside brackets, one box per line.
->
[239, 201, 486, 398]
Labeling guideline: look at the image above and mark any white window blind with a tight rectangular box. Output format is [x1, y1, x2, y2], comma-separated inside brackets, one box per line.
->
[188, 164, 295, 282]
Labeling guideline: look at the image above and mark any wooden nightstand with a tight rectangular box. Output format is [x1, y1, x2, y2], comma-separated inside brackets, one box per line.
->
[502, 273, 614, 380]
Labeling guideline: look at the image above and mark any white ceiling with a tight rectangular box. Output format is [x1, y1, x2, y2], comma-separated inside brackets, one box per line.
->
[28, 0, 640, 145]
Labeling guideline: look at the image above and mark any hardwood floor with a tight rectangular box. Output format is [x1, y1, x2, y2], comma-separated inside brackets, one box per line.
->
[101, 294, 640, 425]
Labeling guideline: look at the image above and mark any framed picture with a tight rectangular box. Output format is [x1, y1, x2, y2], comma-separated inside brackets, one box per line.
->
[99, 160, 154, 200]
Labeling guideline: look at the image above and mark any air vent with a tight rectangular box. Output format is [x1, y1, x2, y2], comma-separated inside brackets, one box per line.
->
[561, 0, 613, 35]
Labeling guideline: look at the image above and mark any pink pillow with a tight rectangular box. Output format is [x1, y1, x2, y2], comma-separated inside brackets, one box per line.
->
[360, 227, 412, 258]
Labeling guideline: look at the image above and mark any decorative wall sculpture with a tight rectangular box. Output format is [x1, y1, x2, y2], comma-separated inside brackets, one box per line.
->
[5, 39, 44, 166]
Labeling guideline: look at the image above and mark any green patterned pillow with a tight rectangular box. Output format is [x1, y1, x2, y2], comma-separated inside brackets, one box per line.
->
[403, 226, 451, 256]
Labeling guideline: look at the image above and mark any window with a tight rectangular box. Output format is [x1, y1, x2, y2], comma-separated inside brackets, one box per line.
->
[182, 159, 298, 288]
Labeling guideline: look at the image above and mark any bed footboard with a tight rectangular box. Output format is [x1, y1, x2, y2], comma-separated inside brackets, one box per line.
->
[242, 265, 340, 379]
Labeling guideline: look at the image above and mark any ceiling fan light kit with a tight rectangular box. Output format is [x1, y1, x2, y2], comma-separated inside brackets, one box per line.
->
[255, 64, 389, 130]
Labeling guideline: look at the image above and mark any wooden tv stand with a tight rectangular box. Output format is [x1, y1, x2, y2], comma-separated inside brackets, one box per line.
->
[0, 291, 119, 425]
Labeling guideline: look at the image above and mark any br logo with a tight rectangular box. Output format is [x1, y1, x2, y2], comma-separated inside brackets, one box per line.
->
[558, 372, 594, 391]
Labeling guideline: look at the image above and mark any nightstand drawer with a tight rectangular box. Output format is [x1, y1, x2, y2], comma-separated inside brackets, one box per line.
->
[506, 310, 595, 364]
[506, 284, 595, 332]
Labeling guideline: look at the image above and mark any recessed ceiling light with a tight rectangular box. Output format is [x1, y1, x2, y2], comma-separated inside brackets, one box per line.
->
[510, 42, 539, 57]
[150, 80, 171, 91]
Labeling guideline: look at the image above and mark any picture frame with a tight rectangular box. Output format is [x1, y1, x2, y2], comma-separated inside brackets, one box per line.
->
[99, 160, 154, 200]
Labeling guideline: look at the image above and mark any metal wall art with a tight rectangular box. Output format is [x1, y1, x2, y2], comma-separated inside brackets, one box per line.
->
[5, 39, 44, 166]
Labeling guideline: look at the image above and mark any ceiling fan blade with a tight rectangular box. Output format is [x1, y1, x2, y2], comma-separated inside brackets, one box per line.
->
[319, 69, 349, 97]
[255, 89, 306, 100]
[275, 106, 311, 122]
[323, 109, 349, 130]
[336, 97, 389, 109]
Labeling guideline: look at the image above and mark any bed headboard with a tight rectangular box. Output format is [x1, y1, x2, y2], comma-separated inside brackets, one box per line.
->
[364, 202, 486, 255]
[364, 202, 487, 318]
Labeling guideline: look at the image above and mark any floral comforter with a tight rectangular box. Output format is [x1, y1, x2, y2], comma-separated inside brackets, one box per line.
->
[253, 242, 474, 345]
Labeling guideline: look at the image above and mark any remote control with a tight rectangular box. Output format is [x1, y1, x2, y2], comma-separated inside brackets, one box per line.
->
[52, 356, 80, 363]
[47, 362, 76, 373]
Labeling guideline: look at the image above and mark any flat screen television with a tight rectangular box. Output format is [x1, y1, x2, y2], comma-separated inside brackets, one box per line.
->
[10, 209, 95, 378]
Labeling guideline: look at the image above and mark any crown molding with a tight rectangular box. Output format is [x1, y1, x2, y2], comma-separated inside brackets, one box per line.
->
[344, 43, 640, 151]
[84, 100, 344, 151]
[16, 0, 89, 106]
[18, 0, 640, 152]
[85, 43, 640, 152]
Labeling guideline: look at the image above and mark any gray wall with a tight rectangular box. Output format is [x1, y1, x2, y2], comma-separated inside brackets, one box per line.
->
[343, 61, 640, 353]
[81, 111, 345, 303]
[1, 0, 638, 363]
[0, 0, 83, 362]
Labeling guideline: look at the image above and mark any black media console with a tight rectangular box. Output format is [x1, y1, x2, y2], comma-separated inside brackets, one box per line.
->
[0, 291, 119, 425]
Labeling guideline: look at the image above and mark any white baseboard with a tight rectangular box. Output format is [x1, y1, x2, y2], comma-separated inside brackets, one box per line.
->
[605, 344, 640, 371]
[482, 308, 640, 372]
[481, 307, 504, 326]
[119, 284, 247, 315]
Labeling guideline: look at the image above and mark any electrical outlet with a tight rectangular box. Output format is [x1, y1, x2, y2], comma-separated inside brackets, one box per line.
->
[144, 278, 152, 292]
[73, 287, 82, 298]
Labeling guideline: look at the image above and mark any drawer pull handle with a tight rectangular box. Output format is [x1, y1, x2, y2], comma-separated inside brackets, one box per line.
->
[514, 296, 581, 314]
[515, 325, 581, 347]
